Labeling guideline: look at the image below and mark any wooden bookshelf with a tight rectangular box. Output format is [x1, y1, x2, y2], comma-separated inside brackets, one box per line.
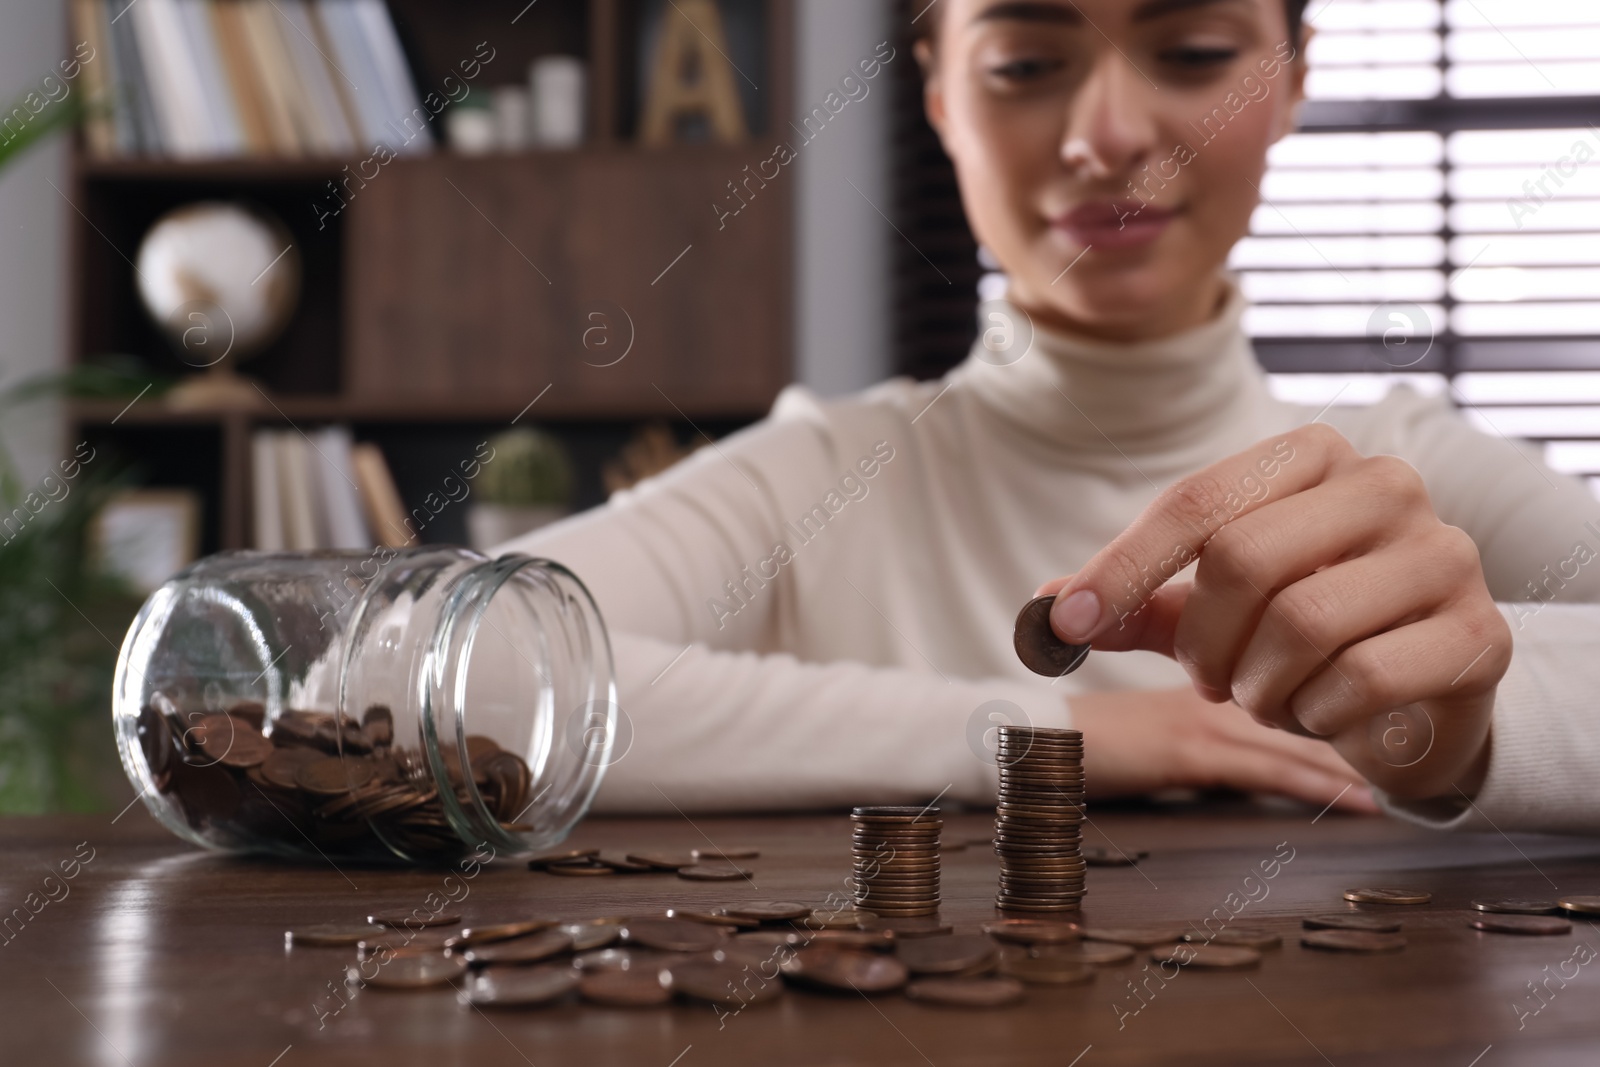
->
[65, 0, 793, 555]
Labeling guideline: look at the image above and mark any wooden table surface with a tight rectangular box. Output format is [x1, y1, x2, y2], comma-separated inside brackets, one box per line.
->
[5, 803, 1600, 1067]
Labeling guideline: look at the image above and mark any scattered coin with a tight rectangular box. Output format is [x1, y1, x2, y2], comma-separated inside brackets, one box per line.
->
[1472, 900, 1560, 915]
[1471, 914, 1572, 936]
[447, 920, 553, 947]
[1083, 846, 1148, 867]
[1303, 914, 1402, 934]
[666, 959, 784, 1006]
[723, 901, 813, 922]
[807, 929, 897, 951]
[981, 919, 1083, 945]
[1184, 926, 1282, 950]
[527, 849, 600, 870]
[896, 935, 999, 975]
[1013, 595, 1092, 677]
[1033, 942, 1135, 966]
[595, 853, 658, 873]
[677, 863, 753, 882]
[693, 846, 760, 861]
[547, 863, 616, 877]
[370, 908, 462, 929]
[619, 919, 728, 953]
[1301, 929, 1407, 953]
[997, 955, 1096, 985]
[461, 930, 574, 966]
[1152, 943, 1261, 970]
[1343, 887, 1432, 906]
[906, 975, 1025, 1008]
[561, 923, 621, 952]
[781, 946, 910, 994]
[1557, 896, 1600, 916]
[578, 967, 673, 1007]
[664, 908, 758, 929]
[462, 964, 578, 1007]
[625, 852, 697, 871]
[353, 952, 468, 990]
[286, 923, 388, 947]
[1083, 925, 1188, 947]
[859, 916, 954, 939]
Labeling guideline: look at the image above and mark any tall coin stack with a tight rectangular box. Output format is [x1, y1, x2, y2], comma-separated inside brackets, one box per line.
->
[850, 805, 942, 918]
[994, 726, 1085, 912]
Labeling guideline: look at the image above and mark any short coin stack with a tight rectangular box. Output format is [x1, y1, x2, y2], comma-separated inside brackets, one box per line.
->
[851, 805, 942, 918]
[994, 726, 1085, 913]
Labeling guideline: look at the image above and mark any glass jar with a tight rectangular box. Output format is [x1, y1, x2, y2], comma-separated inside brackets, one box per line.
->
[112, 547, 616, 865]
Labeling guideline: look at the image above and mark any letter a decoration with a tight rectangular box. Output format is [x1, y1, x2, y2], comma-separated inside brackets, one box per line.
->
[640, 0, 748, 144]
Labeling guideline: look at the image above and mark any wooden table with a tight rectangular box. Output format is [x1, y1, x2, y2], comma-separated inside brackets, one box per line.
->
[5, 803, 1600, 1066]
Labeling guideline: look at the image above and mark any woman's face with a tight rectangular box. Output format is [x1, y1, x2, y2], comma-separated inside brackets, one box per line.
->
[921, 0, 1306, 341]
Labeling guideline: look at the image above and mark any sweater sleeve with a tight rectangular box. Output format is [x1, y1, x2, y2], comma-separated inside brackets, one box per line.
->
[492, 395, 1070, 813]
[1325, 386, 1600, 832]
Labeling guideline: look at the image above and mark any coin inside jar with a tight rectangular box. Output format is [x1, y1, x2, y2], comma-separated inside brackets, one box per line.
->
[1013, 595, 1092, 677]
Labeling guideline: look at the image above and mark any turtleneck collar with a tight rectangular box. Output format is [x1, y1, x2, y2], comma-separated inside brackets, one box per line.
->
[952, 277, 1273, 458]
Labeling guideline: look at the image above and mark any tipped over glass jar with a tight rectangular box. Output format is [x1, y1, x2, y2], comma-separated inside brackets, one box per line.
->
[111, 547, 617, 865]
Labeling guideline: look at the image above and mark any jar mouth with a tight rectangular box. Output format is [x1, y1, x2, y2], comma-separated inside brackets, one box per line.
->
[415, 554, 617, 857]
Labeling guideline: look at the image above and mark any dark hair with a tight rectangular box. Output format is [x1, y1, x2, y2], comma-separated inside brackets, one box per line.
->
[912, 1, 1311, 48]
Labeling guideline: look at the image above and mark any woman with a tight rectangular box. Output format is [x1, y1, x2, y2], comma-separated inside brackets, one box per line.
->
[502, 0, 1600, 833]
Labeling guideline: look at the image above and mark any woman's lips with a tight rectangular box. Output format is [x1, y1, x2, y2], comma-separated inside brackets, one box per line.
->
[1052, 200, 1177, 251]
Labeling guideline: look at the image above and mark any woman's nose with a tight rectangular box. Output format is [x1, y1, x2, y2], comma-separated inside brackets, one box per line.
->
[1059, 53, 1159, 181]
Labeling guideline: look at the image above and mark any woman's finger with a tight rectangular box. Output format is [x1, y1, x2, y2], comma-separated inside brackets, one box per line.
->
[1174, 458, 1431, 702]
[1227, 535, 1468, 729]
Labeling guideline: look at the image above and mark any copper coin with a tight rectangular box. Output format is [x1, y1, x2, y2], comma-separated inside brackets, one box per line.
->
[226, 700, 266, 729]
[906, 975, 1025, 1008]
[361, 704, 393, 746]
[370, 908, 462, 929]
[1034, 942, 1134, 966]
[356, 929, 455, 959]
[462, 963, 577, 1007]
[561, 923, 621, 951]
[297, 756, 371, 796]
[896, 935, 998, 975]
[286, 923, 388, 947]
[692, 846, 760, 860]
[981, 919, 1083, 945]
[677, 863, 753, 882]
[1557, 895, 1600, 916]
[1303, 913, 1401, 933]
[626, 852, 698, 870]
[353, 952, 468, 990]
[1473, 899, 1560, 915]
[448, 920, 554, 947]
[664, 908, 758, 929]
[782, 946, 909, 993]
[619, 919, 728, 953]
[594, 853, 657, 873]
[723, 901, 812, 922]
[1302, 929, 1407, 953]
[1472, 914, 1573, 936]
[1185, 926, 1282, 950]
[260, 747, 322, 789]
[1013, 596, 1092, 676]
[461, 929, 573, 966]
[859, 917, 953, 938]
[578, 967, 672, 1007]
[547, 863, 615, 877]
[807, 929, 897, 950]
[1152, 943, 1261, 970]
[1343, 887, 1432, 906]
[735, 929, 807, 949]
[1083, 925, 1187, 947]
[802, 908, 869, 930]
[666, 959, 783, 1006]
[527, 848, 600, 869]
[998, 955, 1096, 985]
[1084, 847, 1148, 867]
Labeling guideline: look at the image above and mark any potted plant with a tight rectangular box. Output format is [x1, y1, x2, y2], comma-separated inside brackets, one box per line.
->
[466, 427, 576, 552]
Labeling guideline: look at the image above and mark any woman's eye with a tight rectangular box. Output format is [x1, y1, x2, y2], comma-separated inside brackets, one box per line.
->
[1159, 45, 1239, 68]
[987, 57, 1064, 82]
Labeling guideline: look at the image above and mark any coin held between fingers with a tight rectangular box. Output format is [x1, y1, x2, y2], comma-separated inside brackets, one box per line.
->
[1014, 595, 1092, 677]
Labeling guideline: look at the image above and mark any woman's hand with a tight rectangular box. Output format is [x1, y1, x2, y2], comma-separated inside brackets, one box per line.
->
[1068, 686, 1379, 813]
[1038, 423, 1511, 801]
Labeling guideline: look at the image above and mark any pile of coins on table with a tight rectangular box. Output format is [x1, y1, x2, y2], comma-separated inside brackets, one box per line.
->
[528, 847, 758, 882]
[993, 725, 1085, 913]
[850, 806, 943, 918]
[133, 699, 532, 862]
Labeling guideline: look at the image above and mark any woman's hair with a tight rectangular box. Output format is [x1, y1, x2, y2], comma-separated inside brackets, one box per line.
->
[912, 1, 1311, 47]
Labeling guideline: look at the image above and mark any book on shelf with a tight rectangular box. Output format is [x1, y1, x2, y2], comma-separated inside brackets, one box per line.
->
[250, 426, 387, 551]
[71, 0, 431, 160]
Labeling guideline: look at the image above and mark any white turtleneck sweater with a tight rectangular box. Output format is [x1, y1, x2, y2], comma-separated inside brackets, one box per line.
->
[499, 285, 1600, 834]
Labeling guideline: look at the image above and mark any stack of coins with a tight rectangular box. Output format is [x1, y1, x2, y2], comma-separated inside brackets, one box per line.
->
[850, 805, 942, 917]
[994, 726, 1085, 913]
